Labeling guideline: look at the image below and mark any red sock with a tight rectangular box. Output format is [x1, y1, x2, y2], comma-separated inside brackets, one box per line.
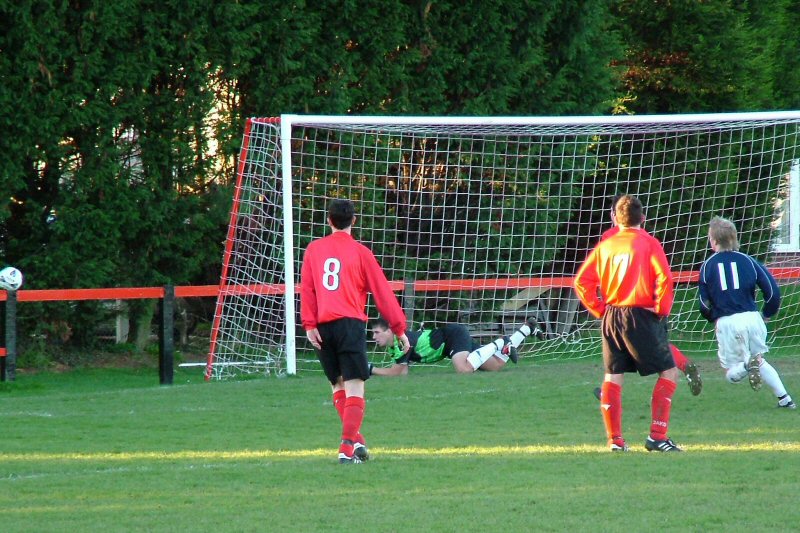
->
[670, 344, 687, 373]
[339, 396, 366, 456]
[600, 381, 623, 446]
[333, 390, 365, 445]
[650, 377, 677, 440]
[332, 390, 346, 417]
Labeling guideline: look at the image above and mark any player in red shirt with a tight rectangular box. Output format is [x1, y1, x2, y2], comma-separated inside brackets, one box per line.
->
[593, 198, 702, 397]
[575, 195, 682, 452]
[301, 199, 410, 464]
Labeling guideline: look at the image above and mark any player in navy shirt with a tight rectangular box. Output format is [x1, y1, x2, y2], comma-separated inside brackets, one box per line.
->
[698, 216, 794, 408]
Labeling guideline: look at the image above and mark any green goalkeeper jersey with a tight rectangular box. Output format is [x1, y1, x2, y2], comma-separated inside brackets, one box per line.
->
[388, 329, 446, 364]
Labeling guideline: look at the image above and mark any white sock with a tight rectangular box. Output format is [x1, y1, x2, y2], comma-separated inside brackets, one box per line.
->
[759, 359, 788, 397]
[466, 338, 504, 370]
[509, 323, 532, 348]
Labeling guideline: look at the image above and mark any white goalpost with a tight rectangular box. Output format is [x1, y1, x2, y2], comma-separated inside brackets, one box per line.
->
[206, 112, 800, 379]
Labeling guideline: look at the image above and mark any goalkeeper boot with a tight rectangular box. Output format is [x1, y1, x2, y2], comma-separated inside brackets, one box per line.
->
[500, 336, 518, 364]
[684, 361, 703, 396]
[527, 317, 545, 340]
[338, 453, 363, 464]
[645, 436, 683, 452]
[353, 442, 370, 461]
[747, 356, 762, 391]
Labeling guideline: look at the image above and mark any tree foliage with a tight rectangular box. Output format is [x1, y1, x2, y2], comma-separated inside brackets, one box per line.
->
[0, 0, 798, 353]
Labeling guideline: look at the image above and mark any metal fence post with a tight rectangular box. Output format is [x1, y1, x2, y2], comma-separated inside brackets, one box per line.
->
[159, 285, 174, 385]
[403, 279, 416, 327]
[5, 291, 16, 382]
[0, 296, 5, 382]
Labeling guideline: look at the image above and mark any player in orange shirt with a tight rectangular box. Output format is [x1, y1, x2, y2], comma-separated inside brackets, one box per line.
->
[575, 195, 682, 452]
[301, 199, 410, 464]
[592, 196, 702, 398]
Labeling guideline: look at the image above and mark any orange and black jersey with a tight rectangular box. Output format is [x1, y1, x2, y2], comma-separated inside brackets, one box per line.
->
[574, 227, 674, 319]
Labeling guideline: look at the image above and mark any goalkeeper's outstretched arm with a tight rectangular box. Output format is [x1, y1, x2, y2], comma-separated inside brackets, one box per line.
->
[370, 363, 408, 376]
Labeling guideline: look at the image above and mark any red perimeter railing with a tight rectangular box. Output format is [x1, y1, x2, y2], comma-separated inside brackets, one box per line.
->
[0, 285, 219, 384]
[2, 267, 798, 383]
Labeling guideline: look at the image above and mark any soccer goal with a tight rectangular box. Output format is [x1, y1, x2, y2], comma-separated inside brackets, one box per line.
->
[206, 112, 800, 379]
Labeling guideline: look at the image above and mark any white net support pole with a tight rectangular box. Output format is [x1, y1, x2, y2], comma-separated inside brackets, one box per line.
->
[280, 118, 298, 375]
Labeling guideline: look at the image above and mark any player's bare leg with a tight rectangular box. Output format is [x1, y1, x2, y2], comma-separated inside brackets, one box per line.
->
[465, 337, 513, 370]
[452, 348, 504, 372]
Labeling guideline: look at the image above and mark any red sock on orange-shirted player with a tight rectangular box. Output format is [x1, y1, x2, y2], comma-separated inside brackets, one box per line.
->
[600, 381, 624, 448]
[650, 377, 677, 441]
[669, 344, 688, 373]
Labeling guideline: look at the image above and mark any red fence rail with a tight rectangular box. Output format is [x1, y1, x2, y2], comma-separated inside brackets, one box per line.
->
[2, 267, 798, 382]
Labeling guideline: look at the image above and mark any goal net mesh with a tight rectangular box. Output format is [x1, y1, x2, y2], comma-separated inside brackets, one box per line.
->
[207, 114, 800, 379]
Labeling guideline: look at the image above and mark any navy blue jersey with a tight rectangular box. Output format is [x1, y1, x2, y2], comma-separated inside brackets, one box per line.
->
[697, 251, 780, 322]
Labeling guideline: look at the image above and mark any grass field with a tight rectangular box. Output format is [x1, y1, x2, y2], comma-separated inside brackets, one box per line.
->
[1, 352, 799, 532]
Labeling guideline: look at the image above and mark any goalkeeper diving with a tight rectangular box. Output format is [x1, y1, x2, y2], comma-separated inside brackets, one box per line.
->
[369, 317, 544, 375]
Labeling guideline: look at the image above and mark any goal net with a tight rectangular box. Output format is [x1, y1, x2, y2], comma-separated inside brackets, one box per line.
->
[207, 112, 800, 379]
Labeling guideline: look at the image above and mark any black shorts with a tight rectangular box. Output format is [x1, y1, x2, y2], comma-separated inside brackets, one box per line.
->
[440, 324, 478, 357]
[601, 307, 674, 376]
[316, 318, 369, 385]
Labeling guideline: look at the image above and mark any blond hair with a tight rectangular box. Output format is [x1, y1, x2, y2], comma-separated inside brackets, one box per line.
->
[708, 216, 739, 251]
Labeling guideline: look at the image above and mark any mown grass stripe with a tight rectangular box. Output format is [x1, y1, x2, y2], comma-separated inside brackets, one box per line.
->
[2, 441, 799, 462]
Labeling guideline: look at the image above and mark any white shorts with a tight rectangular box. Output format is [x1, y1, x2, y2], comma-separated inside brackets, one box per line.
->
[715, 311, 769, 369]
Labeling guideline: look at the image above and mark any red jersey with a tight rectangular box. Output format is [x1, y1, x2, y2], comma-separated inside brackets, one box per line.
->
[574, 227, 674, 319]
[300, 231, 406, 336]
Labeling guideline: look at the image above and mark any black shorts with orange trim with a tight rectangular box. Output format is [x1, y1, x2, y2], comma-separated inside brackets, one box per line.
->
[601, 306, 674, 376]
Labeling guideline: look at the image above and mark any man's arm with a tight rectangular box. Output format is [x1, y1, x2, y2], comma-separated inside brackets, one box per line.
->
[650, 244, 674, 317]
[697, 261, 714, 322]
[754, 258, 781, 318]
[370, 363, 409, 376]
[573, 248, 604, 318]
[299, 248, 318, 331]
[362, 248, 408, 339]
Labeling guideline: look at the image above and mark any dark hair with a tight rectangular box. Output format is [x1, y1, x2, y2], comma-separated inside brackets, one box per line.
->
[328, 199, 356, 230]
[614, 195, 643, 227]
[371, 317, 390, 330]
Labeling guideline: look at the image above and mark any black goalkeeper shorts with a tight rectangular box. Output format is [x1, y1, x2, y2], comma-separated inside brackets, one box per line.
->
[440, 324, 478, 357]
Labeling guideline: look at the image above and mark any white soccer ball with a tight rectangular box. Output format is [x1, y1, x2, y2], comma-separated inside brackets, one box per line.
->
[0, 266, 23, 291]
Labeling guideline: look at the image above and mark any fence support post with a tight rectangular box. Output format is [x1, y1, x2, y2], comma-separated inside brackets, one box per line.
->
[159, 285, 174, 385]
[0, 297, 5, 382]
[403, 279, 416, 328]
[4, 291, 16, 382]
